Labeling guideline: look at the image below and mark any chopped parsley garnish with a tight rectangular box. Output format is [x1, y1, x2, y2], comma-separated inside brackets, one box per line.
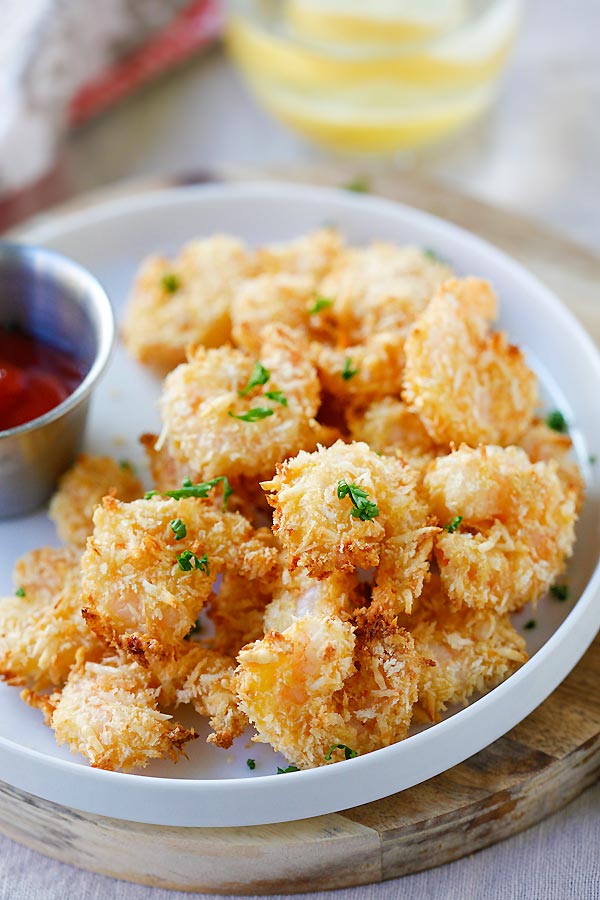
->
[184, 618, 203, 639]
[444, 516, 463, 534]
[277, 765, 300, 774]
[15, 587, 26, 598]
[229, 408, 274, 422]
[343, 176, 370, 194]
[325, 744, 358, 761]
[160, 475, 233, 511]
[524, 619, 537, 630]
[589, 455, 597, 465]
[239, 361, 270, 396]
[337, 480, 380, 522]
[119, 459, 136, 473]
[309, 296, 333, 315]
[176, 551, 210, 575]
[169, 518, 187, 541]
[161, 272, 181, 294]
[546, 410, 568, 433]
[550, 584, 569, 602]
[342, 357, 359, 381]
[264, 390, 288, 407]
[423, 247, 448, 265]
[246, 758, 256, 770]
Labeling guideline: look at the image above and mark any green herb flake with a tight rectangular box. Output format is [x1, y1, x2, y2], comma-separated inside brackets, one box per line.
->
[176, 551, 210, 575]
[341, 357, 359, 381]
[422, 247, 448, 265]
[337, 480, 380, 522]
[164, 475, 233, 511]
[170, 518, 187, 541]
[277, 765, 300, 774]
[246, 758, 256, 770]
[589, 455, 597, 465]
[325, 743, 358, 761]
[229, 408, 274, 422]
[343, 176, 370, 194]
[546, 410, 568, 434]
[239, 361, 271, 396]
[15, 587, 26, 598]
[184, 618, 203, 640]
[144, 490, 159, 499]
[550, 584, 569, 602]
[161, 272, 181, 294]
[444, 516, 463, 534]
[119, 459, 136, 473]
[264, 390, 288, 407]
[309, 296, 333, 316]
[524, 619, 537, 630]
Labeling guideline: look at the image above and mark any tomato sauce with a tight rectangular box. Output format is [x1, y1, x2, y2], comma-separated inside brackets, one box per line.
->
[0, 326, 86, 431]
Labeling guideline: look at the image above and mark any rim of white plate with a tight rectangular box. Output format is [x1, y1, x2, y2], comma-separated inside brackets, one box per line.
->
[2, 181, 599, 827]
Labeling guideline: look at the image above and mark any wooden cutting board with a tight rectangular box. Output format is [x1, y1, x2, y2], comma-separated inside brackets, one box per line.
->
[2, 164, 599, 894]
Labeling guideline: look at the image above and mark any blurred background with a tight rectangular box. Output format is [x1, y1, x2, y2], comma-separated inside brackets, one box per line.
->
[0, 0, 597, 250]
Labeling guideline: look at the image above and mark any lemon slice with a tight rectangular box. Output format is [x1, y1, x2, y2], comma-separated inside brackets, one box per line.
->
[285, 0, 468, 45]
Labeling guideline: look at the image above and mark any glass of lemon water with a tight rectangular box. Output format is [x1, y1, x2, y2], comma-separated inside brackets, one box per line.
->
[226, 0, 522, 154]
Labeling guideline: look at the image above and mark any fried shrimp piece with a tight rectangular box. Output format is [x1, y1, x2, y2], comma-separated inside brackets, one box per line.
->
[236, 607, 426, 768]
[231, 273, 318, 355]
[403, 278, 538, 446]
[520, 420, 585, 510]
[26, 653, 196, 771]
[49, 455, 143, 549]
[263, 565, 359, 634]
[160, 323, 322, 481]
[140, 432, 188, 493]
[255, 228, 343, 279]
[406, 575, 527, 722]
[81, 496, 278, 656]
[122, 235, 252, 370]
[0, 548, 103, 690]
[263, 440, 436, 613]
[424, 445, 577, 613]
[312, 331, 409, 404]
[347, 398, 439, 468]
[208, 574, 273, 657]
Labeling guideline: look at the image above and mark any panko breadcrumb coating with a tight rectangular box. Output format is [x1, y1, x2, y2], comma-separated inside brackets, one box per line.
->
[122, 235, 252, 370]
[26, 653, 196, 770]
[424, 444, 577, 613]
[347, 398, 439, 468]
[406, 575, 528, 722]
[208, 573, 274, 657]
[160, 323, 322, 481]
[520, 420, 585, 510]
[49, 455, 142, 549]
[263, 440, 436, 613]
[81, 495, 277, 657]
[254, 228, 343, 279]
[403, 278, 538, 446]
[0, 548, 103, 691]
[236, 606, 427, 768]
[231, 272, 318, 355]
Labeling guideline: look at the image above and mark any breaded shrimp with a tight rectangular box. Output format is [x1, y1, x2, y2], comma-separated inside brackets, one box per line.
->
[520, 420, 585, 510]
[26, 653, 196, 771]
[231, 272, 318, 355]
[208, 573, 273, 657]
[49, 454, 142, 549]
[81, 495, 277, 656]
[122, 235, 252, 370]
[140, 432, 188, 493]
[236, 607, 426, 768]
[263, 565, 359, 634]
[255, 228, 343, 279]
[263, 440, 436, 613]
[311, 331, 409, 404]
[424, 444, 577, 613]
[406, 575, 528, 722]
[347, 398, 439, 468]
[403, 278, 538, 446]
[0, 548, 103, 690]
[160, 323, 322, 480]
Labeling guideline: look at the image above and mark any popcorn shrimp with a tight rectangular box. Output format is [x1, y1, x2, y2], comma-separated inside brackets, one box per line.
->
[160, 323, 322, 481]
[263, 440, 436, 613]
[407, 575, 528, 722]
[255, 228, 343, 279]
[403, 278, 538, 446]
[81, 495, 277, 656]
[26, 653, 196, 771]
[520, 420, 585, 510]
[49, 454, 142, 549]
[122, 235, 252, 370]
[347, 398, 439, 468]
[263, 565, 360, 634]
[0, 548, 103, 691]
[236, 607, 426, 768]
[424, 445, 577, 613]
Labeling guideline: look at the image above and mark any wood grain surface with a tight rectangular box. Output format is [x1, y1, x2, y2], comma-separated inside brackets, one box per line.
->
[2, 164, 599, 893]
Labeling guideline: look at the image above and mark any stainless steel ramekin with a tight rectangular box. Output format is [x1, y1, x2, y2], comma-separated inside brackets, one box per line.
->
[0, 242, 114, 518]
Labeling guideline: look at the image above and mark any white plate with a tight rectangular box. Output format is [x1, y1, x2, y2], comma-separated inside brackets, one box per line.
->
[1, 182, 599, 828]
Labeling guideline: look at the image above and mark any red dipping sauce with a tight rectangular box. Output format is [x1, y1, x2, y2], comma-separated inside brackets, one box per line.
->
[0, 326, 87, 431]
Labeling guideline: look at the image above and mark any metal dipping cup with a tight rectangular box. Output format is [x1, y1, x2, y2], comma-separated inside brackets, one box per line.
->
[0, 242, 114, 518]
